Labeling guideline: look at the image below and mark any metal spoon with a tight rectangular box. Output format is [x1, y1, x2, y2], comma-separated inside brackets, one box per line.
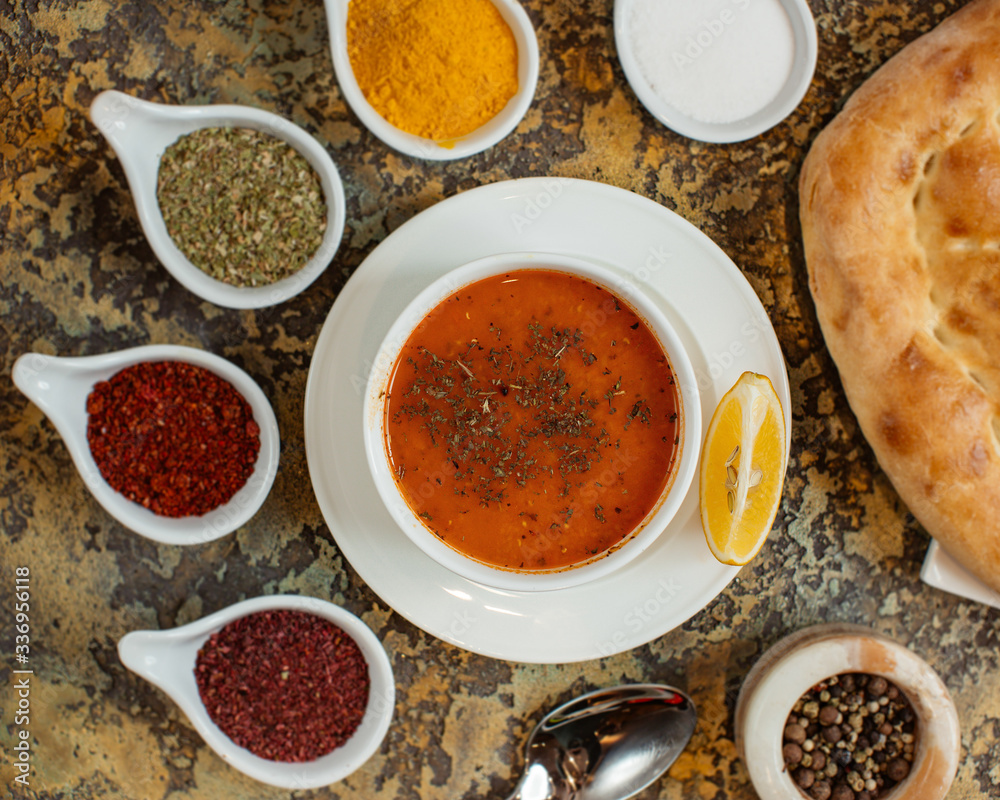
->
[507, 684, 697, 800]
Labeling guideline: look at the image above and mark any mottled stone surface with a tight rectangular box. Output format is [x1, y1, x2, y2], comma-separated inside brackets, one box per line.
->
[1, 0, 998, 798]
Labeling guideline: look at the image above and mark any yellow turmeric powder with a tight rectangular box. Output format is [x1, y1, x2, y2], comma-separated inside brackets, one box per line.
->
[346, 0, 519, 141]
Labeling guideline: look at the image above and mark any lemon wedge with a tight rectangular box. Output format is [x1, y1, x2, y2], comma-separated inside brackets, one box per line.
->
[699, 372, 787, 566]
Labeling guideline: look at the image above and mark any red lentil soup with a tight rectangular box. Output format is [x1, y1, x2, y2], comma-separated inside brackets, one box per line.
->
[383, 269, 682, 572]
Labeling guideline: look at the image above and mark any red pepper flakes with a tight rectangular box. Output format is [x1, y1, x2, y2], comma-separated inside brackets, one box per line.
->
[195, 609, 371, 762]
[86, 360, 260, 517]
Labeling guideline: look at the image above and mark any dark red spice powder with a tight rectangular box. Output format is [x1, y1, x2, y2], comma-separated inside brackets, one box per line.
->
[195, 609, 371, 762]
[86, 360, 260, 517]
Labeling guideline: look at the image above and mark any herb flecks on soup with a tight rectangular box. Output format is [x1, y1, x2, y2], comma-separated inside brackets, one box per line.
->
[383, 269, 681, 572]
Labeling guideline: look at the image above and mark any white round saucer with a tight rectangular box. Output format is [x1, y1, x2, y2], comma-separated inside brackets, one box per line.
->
[304, 177, 790, 663]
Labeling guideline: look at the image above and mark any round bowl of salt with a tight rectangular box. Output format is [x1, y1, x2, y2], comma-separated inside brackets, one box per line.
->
[614, 0, 817, 143]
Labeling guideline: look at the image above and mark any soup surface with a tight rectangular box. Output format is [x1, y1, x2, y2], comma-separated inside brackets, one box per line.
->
[383, 269, 681, 571]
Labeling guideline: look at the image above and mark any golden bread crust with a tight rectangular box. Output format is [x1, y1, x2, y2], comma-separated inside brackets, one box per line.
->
[800, 0, 1000, 591]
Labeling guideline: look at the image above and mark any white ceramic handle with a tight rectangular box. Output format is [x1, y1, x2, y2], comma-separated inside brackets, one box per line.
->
[118, 630, 175, 689]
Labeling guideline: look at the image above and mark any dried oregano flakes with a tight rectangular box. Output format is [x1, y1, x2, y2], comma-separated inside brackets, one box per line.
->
[156, 126, 327, 288]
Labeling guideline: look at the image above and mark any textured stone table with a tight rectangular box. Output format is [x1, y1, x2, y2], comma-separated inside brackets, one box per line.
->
[2, 1, 998, 798]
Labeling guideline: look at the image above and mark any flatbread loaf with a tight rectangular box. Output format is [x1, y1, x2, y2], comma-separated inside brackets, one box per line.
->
[800, 0, 1000, 592]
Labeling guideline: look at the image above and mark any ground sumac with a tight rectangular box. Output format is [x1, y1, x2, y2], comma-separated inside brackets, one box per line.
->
[195, 609, 370, 762]
[86, 360, 260, 517]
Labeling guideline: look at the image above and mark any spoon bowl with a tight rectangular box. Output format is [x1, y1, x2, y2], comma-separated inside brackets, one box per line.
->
[324, 0, 539, 160]
[89, 90, 346, 308]
[508, 684, 697, 800]
[11, 344, 280, 545]
[117, 594, 395, 789]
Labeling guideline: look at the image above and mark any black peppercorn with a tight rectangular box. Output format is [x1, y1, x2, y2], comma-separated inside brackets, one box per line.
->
[886, 758, 910, 782]
[810, 779, 833, 800]
[796, 768, 817, 789]
[831, 785, 855, 800]
[785, 723, 807, 744]
[819, 705, 840, 726]
[784, 743, 804, 765]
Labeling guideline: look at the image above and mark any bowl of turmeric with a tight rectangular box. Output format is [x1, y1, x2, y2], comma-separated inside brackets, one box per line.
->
[325, 0, 539, 161]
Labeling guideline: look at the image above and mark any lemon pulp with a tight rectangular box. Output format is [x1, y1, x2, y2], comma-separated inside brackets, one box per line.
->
[699, 371, 787, 566]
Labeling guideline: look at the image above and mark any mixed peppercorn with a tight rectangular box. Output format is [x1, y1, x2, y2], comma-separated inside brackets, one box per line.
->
[783, 672, 918, 800]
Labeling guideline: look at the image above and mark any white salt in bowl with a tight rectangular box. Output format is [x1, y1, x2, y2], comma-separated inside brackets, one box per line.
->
[362, 251, 702, 592]
[118, 594, 395, 790]
[614, 0, 817, 143]
[89, 90, 346, 309]
[324, 0, 540, 160]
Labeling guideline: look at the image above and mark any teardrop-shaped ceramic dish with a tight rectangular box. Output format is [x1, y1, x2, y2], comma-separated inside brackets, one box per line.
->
[118, 594, 395, 789]
[89, 90, 345, 308]
[11, 344, 279, 545]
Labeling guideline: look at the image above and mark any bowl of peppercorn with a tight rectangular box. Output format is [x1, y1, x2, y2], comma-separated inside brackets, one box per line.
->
[117, 594, 395, 789]
[735, 623, 961, 800]
[11, 344, 280, 545]
[89, 90, 345, 309]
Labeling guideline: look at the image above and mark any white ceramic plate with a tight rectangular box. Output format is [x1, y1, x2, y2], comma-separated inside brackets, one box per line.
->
[304, 177, 791, 663]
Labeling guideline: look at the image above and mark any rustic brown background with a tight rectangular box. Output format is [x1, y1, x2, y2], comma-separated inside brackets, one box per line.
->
[2, 1, 998, 798]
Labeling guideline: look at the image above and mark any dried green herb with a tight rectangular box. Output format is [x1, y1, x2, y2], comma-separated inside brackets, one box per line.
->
[157, 126, 327, 288]
[393, 323, 638, 510]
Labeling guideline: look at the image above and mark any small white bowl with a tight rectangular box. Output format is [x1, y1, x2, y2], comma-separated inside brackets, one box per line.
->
[11, 345, 280, 545]
[614, 0, 817, 143]
[118, 594, 395, 790]
[362, 252, 702, 592]
[735, 624, 961, 800]
[324, 0, 539, 160]
[89, 90, 346, 309]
